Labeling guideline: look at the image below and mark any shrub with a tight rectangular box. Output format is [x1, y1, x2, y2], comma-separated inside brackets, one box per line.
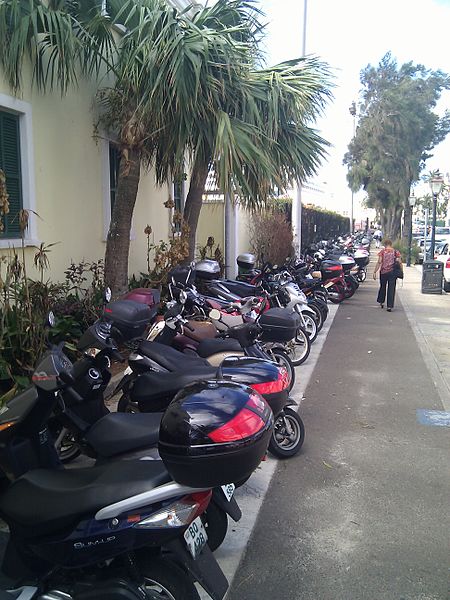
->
[0, 251, 105, 402]
[393, 238, 419, 264]
[249, 209, 294, 266]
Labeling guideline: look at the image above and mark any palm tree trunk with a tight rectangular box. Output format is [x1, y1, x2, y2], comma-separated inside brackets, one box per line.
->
[403, 202, 412, 242]
[104, 147, 141, 297]
[183, 156, 210, 262]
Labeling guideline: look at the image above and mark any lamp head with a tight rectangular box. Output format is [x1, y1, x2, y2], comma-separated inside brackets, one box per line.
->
[430, 175, 444, 196]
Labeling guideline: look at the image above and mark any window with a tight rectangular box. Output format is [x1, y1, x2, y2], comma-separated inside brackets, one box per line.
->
[173, 179, 184, 214]
[109, 143, 121, 214]
[0, 110, 22, 238]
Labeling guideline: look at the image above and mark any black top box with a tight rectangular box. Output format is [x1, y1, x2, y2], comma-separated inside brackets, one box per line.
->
[159, 380, 273, 488]
[259, 307, 300, 342]
[103, 300, 152, 343]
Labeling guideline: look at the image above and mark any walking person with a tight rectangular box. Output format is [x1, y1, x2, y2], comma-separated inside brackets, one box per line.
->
[373, 239, 402, 312]
[373, 228, 382, 248]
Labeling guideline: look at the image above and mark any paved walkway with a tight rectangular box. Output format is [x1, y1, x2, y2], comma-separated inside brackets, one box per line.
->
[227, 262, 450, 600]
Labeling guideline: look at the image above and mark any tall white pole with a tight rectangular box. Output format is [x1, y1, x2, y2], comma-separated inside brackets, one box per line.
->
[293, 0, 307, 256]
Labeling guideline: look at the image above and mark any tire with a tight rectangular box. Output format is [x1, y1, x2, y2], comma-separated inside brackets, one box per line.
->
[343, 278, 357, 299]
[285, 328, 310, 367]
[269, 348, 296, 392]
[139, 556, 201, 600]
[444, 280, 450, 292]
[301, 312, 318, 343]
[307, 302, 324, 332]
[117, 394, 139, 413]
[357, 268, 367, 282]
[268, 408, 305, 458]
[328, 282, 345, 304]
[201, 502, 228, 552]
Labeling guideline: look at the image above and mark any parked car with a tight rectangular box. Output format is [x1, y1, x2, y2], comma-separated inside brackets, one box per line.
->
[417, 238, 447, 264]
[435, 242, 450, 292]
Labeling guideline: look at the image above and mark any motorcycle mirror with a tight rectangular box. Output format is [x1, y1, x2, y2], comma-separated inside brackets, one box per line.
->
[47, 311, 56, 328]
[209, 309, 221, 321]
[179, 290, 187, 305]
[104, 287, 112, 303]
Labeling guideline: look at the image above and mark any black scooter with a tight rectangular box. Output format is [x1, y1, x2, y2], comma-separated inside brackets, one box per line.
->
[49, 318, 242, 551]
[0, 343, 236, 600]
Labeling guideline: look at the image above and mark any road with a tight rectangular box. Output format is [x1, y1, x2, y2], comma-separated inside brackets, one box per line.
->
[225, 267, 450, 600]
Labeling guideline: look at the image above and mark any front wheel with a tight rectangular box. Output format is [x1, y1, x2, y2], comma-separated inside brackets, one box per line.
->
[300, 312, 318, 343]
[268, 348, 295, 392]
[139, 556, 201, 600]
[286, 328, 311, 367]
[268, 408, 305, 458]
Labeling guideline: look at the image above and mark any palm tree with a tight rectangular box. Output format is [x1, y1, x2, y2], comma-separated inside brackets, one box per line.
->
[0, 0, 333, 295]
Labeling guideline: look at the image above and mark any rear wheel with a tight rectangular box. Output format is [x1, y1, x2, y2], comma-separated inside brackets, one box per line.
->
[268, 408, 305, 458]
[444, 280, 450, 292]
[139, 556, 200, 600]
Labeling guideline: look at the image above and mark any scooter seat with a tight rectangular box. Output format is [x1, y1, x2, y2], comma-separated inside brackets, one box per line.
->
[0, 461, 171, 537]
[196, 338, 242, 359]
[130, 368, 218, 408]
[85, 412, 163, 458]
[138, 341, 210, 371]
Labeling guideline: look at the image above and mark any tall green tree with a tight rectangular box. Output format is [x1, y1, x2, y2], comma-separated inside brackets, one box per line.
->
[0, 0, 333, 295]
[344, 53, 450, 239]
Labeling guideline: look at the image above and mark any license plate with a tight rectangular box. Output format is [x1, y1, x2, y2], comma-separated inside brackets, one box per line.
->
[221, 483, 235, 502]
[184, 517, 208, 559]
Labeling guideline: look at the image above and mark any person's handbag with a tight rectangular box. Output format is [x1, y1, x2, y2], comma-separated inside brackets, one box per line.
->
[393, 261, 404, 279]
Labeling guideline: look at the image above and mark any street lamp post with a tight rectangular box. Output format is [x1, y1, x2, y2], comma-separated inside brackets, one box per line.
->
[349, 101, 357, 234]
[406, 193, 416, 267]
[429, 174, 444, 260]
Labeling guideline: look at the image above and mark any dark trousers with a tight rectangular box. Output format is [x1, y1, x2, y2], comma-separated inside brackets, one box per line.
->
[377, 272, 397, 308]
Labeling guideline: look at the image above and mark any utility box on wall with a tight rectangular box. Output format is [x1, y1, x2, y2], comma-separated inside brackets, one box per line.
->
[421, 261, 443, 294]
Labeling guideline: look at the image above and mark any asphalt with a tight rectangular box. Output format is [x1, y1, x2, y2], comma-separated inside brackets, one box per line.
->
[226, 262, 450, 600]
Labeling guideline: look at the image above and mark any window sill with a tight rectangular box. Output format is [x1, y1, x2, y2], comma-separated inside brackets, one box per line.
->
[0, 238, 41, 249]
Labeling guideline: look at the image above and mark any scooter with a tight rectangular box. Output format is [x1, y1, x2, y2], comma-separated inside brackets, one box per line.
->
[0, 342, 274, 599]
[48, 316, 244, 552]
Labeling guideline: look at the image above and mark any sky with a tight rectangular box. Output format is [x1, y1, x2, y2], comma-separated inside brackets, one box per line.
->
[259, 0, 450, 220]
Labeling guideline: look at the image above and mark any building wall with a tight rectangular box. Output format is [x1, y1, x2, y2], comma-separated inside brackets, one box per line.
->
[197, 200, 225, 258]
[0, 67, 171, 284]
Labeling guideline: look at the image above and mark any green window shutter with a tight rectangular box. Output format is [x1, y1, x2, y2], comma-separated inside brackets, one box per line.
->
[0, 111, 22, 238]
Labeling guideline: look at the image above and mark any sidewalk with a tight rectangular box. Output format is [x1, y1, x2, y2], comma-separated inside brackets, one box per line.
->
[398, 265, 450, 411]
[227, 262, 450, 599]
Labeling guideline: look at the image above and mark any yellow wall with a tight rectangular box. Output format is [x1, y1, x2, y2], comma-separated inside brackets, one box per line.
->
[0, 68, 171, 284]
[236, 205, 251, 255]
[197, 201, 224, 259]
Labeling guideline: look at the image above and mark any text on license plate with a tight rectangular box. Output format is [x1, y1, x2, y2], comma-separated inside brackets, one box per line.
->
[221, 483, 235, 502]
[184, 516, 208, 559]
